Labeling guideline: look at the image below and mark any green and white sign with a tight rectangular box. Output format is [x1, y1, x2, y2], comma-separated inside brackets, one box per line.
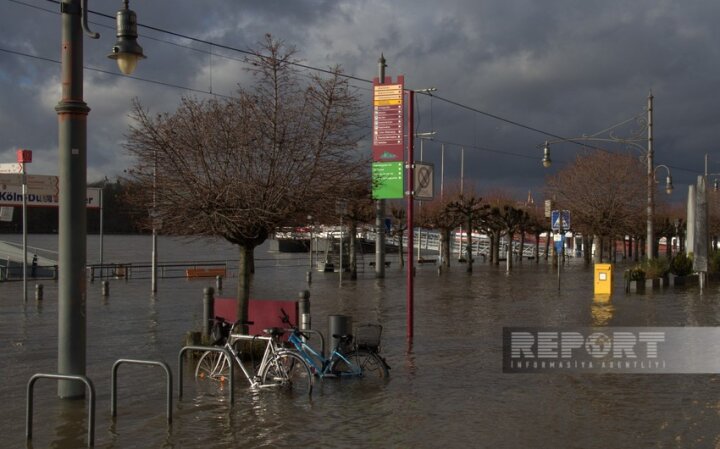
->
[372, 161, 404, 199]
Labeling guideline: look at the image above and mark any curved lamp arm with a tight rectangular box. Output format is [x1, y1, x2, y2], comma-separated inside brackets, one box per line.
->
[653, 164, 673, 194]
[81, 0, 100, 39]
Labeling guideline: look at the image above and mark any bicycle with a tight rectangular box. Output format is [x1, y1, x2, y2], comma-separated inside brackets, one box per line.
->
[195, 316, 314, 395]
[279, 309, 390, 379]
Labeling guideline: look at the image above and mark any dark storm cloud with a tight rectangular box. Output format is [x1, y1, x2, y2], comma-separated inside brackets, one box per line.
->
[1, 0, 720, 202]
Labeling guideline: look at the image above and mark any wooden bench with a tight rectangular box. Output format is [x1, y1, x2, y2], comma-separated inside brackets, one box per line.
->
[185, 268, 226, 278]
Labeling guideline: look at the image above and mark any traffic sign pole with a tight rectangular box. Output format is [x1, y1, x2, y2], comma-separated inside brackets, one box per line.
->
[406, 90, 414, 343]
[16, 150, 33, 303]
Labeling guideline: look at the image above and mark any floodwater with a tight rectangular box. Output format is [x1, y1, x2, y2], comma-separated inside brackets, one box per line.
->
[2, 234, 720, 448]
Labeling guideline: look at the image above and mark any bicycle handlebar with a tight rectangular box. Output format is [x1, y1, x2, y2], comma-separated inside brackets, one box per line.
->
[280, 308, 310, 340]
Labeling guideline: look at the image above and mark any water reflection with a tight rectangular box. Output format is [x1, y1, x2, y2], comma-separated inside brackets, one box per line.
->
[591, 294, 615, 326]
[3, 235, 720, 448]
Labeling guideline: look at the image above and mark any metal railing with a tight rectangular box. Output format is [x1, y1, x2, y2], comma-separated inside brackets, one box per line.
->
[111, 359, 173, 424]
[26, 373, 96, 448]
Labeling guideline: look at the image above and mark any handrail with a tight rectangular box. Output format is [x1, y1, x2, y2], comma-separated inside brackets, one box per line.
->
[178, 345, 235, 405]
[26, 373, 95, 447]
[111, 359, 173, 424]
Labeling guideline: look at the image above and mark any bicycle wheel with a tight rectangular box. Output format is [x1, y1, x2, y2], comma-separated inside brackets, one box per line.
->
[195, 350, 230, 382]
[339, 349, 389, 379]
[260, 351, 313, 396]
[328, 352, 362, 377]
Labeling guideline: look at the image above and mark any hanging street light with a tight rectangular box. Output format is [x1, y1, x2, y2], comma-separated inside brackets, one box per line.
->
[107, 0, 146, 75]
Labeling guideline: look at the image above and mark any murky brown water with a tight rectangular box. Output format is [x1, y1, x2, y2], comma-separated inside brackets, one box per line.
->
[2, 235, 720, 448]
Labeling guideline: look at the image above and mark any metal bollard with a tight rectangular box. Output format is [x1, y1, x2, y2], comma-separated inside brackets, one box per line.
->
[327, 315, 351, 357]
[35, 284, 43, 301]
[202, 287, 215, 342]
[101, 280, 109, 297]
[215, 275, 223, 291]
[298, 290, 311, 331]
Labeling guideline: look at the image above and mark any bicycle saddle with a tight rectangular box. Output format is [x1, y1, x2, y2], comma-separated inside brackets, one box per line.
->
[263, 327, 286, 337]
[332, 334, 353, 344]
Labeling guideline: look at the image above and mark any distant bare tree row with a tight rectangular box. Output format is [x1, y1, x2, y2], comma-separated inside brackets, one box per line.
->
[545, 150, 683, 262]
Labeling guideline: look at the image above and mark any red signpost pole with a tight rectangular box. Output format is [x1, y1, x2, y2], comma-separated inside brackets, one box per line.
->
[406, 91, 414, 342]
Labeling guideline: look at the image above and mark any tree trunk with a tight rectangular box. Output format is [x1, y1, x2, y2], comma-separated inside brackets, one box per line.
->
[583, 234, 592, 265]
[518, 231, 525, 264]
[534, 231, 541, 264]
[506, 231, 513, 272]
[442, 228, 451, 268]
[493, 231, 501, 266]
[488, 234, 494, 265]
[544, 231, 551, 261]
[592, 235, 601, 263]
[236, 243, 254, 333]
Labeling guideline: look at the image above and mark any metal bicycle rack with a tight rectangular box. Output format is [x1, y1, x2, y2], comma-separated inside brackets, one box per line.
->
[26, 373, 96, 448]
[178, 345, 235, 405]
[111, 359, 173, 424]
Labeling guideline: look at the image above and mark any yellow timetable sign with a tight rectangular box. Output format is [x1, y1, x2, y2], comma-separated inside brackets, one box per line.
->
[374, 84, 403, 106]
[374, 99, 402, 106]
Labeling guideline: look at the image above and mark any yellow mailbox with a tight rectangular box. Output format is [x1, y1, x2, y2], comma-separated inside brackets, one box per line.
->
[594, 263, 613, 295]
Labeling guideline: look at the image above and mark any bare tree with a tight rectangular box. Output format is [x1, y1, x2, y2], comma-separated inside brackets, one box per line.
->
[124, 35, 365, 325]
[339, 183, 375, 280]
[417, 192, 462, 270]
[545, 151, 646, 262]
[447, 193, 488, 273]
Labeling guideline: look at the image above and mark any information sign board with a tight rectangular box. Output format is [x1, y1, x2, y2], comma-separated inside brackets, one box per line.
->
[372, 76, 405, 162]
[372, 161, 404, 199]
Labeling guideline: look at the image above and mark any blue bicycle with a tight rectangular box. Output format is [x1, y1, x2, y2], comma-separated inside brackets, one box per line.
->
[280, 309, 390, 379]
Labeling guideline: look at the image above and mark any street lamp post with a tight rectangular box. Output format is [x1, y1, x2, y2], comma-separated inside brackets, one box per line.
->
[56, 0, 144, 398]
[307, 214, 313, 284]
[539, 93, 671, 261]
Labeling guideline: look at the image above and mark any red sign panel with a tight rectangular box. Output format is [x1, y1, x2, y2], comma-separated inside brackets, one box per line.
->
[214, 297, 299, 339]
[372, 76, 404, 162]
[16, 149, 32, 164]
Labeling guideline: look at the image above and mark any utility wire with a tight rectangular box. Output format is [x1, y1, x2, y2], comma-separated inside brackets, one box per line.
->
[6, 0, 699, 172]
[0, 47, 236, 99]
[34, 0, 580, 142]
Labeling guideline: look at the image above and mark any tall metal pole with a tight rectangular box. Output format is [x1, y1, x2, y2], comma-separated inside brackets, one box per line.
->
[458, 147, 465, 258]
[375, 55, 387, 278]
[460, 147, 465, 195]
[57, 0, 90, 398]
[22, 161, 27, 303]
[99, 187, 104, 278]
[557, 221, 563, 292]
[151, 149, 157, 293]
[440, 144, 444, 200]
[646, 92, 654, 260]
[417, 136, 424, 262]
[339, 216, 343, 285]
[406, 91, 415, 341]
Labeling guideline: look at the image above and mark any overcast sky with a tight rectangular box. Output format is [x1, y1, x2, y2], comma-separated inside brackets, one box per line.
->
[2, 0, 719, 204]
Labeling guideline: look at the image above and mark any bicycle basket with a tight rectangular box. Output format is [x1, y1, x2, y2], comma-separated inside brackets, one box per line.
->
[354, 324, 382, 352]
